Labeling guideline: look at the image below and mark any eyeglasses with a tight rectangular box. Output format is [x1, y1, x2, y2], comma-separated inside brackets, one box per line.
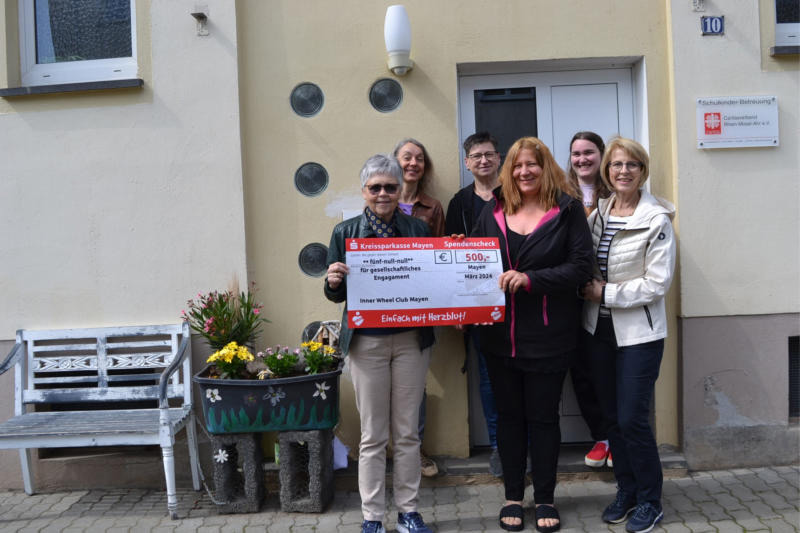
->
[365, 183, 399, 195]
[467, 151, 499, 161]
[609, 161, 643, 171]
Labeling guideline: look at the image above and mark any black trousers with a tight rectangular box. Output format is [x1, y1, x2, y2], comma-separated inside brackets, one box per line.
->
[484, 354, 567, 504]
[570, 331, 608, 442]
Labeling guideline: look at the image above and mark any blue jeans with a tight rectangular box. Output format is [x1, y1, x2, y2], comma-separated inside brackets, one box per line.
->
[587, 317, 664, 506]
[472, 328, 498, 448]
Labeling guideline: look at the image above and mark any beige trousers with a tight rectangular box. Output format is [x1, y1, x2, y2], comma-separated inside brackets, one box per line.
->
[348, 330, 431, 522]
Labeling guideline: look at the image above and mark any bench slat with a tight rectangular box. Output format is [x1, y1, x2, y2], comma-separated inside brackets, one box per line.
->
[32, 374, 161, 385]
[0, 408, 190, 441]
[22, 384, 185, 404]
[31, 343, 97, 352]
[32, 340, 172, 353]
[106, 340, 172, 349]
[22, 324, 183, 341]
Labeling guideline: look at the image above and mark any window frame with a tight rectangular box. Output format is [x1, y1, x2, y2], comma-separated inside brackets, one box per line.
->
[775, 0, 800, 46]
[18, 0, 138, 87]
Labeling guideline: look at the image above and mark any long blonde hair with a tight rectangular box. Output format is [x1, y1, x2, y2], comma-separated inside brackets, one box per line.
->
[498, 137, 566, 214]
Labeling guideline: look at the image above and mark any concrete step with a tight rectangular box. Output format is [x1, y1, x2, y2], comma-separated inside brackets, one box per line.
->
[324, 443, 688, 490]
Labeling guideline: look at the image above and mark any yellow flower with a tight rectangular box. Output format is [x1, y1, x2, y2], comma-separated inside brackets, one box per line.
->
[304, 341, 322, 352]
[237, 345, 254, 361]
[323, 345, 336, 355]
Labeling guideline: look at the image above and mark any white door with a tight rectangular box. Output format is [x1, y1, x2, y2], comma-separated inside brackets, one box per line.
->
[458, 68, 636, 445]
[458, 69, 635, 187]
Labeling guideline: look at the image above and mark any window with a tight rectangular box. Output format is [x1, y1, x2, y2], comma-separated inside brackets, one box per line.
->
[19, 0, 137, 86]
[775, 0, 799, 46]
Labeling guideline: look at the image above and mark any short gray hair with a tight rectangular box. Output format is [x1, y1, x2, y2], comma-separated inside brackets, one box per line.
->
[360, 154, 403, 188]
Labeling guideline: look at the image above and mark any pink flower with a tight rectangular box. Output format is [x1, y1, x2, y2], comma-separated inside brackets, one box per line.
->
[253, 308, 260, 315]
[277, 353, 283, 360]
[293, 348, 300, 355]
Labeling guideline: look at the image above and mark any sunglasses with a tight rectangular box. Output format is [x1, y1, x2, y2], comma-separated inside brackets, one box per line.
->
[365, 183, 399, 195]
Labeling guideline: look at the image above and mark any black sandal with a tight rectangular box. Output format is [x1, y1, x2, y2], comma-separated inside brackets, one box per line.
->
[499, 503, 525, 532]
[535, 504, 561, 533]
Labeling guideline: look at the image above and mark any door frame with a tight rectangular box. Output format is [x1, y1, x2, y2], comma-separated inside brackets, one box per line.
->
[457, 57, 649, 188]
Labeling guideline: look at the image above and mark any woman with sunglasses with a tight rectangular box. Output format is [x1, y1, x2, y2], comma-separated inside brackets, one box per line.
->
[582, 137, 676, 533]
[393, 137, 445, 479]
[324, 154, 435, 533]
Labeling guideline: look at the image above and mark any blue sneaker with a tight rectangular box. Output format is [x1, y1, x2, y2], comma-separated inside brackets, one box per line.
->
[625, 502, 663, 533]
[602, 490, 636, 523]
[396, 511, 434, 533]
[361, 520, 386, 533]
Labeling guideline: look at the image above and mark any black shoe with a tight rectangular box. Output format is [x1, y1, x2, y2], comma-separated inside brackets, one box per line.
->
[498, 503, 524, 532]
[602, 490, 636, 524]
[625, 502, 663, 533]
[534, 504, 560, 533]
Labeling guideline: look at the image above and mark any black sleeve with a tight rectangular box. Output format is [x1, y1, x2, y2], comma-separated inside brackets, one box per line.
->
[323, 226, 347, 303]
[444, 194, 462, 236]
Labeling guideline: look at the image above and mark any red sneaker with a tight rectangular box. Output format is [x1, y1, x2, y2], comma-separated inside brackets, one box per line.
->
[584, 441, 610, 467]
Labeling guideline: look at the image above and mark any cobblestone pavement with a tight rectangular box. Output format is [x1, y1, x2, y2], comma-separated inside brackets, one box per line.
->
[0, 465, 796, 532]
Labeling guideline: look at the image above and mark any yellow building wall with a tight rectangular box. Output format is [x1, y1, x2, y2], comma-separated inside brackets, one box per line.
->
[236, 0, 678, 456]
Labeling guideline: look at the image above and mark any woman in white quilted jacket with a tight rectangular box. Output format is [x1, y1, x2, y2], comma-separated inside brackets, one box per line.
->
[581, 137, 676, 533]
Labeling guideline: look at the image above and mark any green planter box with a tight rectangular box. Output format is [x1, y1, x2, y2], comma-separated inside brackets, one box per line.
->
[193, 365, 342, 434]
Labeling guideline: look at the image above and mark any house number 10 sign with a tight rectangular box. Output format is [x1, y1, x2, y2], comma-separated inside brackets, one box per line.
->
[701, 16, 724, 35]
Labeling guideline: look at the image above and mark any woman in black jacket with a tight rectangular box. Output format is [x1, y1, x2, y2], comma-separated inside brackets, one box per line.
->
[472, 137, 593, 532]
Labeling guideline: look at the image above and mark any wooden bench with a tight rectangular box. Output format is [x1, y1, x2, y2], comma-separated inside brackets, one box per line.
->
[0, 323, 201, 519]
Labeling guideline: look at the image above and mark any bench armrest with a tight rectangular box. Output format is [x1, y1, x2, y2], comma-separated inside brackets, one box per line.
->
[158, 333, 191, 408]
[0, 341, 24, 377]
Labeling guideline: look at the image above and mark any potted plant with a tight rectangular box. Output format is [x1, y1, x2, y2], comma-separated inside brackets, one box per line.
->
[182, 285, 267, 356]
[187, 291, 343, 434]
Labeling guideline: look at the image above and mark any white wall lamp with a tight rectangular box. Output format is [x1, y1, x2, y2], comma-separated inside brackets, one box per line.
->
[384, 5, 413, 76]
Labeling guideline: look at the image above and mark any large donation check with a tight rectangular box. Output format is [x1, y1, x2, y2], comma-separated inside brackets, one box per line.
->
[345, 237, 506, 328]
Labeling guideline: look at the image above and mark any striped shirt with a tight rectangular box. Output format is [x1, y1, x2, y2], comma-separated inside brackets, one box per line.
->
[597, 215, 628, 317]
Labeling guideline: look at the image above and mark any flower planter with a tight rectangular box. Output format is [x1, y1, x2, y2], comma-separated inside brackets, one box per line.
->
[193, 365, 342, 434]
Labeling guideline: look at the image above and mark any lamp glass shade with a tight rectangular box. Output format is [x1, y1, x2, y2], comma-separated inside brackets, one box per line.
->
[384, 5, 411, 54]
